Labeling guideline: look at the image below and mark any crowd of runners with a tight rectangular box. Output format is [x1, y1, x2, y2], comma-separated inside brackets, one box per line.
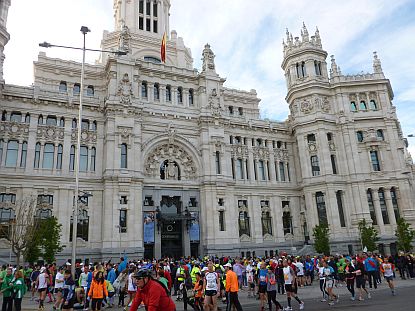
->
[0, 251, 414, 311]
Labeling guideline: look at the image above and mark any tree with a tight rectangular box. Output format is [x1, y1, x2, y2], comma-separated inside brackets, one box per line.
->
[358, 219, 379, 252]
[313, 223, 330, 255]
[3, 196, 39, 267]
[395, 218, 415, 252]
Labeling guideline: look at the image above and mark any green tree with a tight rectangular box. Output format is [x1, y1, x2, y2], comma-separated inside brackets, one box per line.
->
[395, 218, 415, 252]
[358, 219, 379, 252]
[313, 223, 330, 255]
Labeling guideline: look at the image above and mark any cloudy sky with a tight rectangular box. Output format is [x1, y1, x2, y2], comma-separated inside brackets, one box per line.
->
[3, 0, 415, 154]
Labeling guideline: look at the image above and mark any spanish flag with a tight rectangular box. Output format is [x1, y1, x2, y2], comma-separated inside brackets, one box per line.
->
[161, 32, 166, 63]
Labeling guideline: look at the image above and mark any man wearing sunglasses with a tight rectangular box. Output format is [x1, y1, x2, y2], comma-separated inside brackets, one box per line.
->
[129, 269, 176, 311]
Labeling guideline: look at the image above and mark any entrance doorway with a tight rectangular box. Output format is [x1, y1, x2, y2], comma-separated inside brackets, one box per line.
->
[161, 220, 183, 258]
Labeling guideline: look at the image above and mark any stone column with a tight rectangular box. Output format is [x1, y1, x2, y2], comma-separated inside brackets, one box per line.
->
[372, 190, 385, 234]
[269, 152, 276, 182]
[150, 0, 154, 32]
[143, 0, 147, 26]
[159, 85, 165, 103]
[183, 222, 191, 257]
[272, 196, 285, 242]
[384, 189, 397, 225]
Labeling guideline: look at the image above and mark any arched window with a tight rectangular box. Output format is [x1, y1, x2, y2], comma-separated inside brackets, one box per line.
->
[1, 110, 7, 121]
[59, 81, 67, 92]
[121, 143, 128, 169]
[5, 140, 19, 167]
[73, 83, 81, 95]
[141, 81, 148, 98]
[316, 192, 328, 225]
[91, 120, 97, 131]
[144, 56, 161, 63]
[34, 143, 41, 168]
[369, 100, 378, 110]
[296, 63, 300, 78]
[378, 188, 389, 224]
[376, 129, 384, 140]
[42, 143, 55, 169]
[0, 139, 3, 164]
[20, 141, 27, 168]
[72, 118, 77, 129]
[189, 89, 194, 105]
[25, 113, 30, 124]
[350, 101, 357, 111]
[90, 147, 96, 172]
[359, 100, 367, 110]
[154, 83, 160, 100]
[314, 61, 322, 75]
[166, 85, 171, 101]
[69, 145, 75, 170]
[79, 146, 88, 171]
[70, 209, 89, 241]
[38, 114, 43, 125]
[81, 119, 89, 130]
[59, 117, 65, 127]
[56, 144, 63, 169]
[356, 131, 364, 142]
[86, 85, 94, 96]
[160, 160, 180, 180]
[301, 61, 306, 77]
[177, 87, 183, 103]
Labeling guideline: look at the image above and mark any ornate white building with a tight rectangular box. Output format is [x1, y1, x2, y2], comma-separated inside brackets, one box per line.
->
[0, 0, 414, 262]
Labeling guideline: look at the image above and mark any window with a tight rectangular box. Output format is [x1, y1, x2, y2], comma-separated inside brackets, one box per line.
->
[70, 209, 89, 241]
[215, 151, 221, 174]
[261, 211, 273, 236]
[390, 188, 400, 221]
[0, 139, 3, 164]
[277, 141, 282, 149]
[19, 141, 27, 168]
[146, 18, 150, 31]
[238, 107, 243, 116]
[228, 106, 234, 115]
[356, 131, 364, 142]
[25, 113, 30, 124]
[90, 147, 96, 172]
[189, 89, 194, 105]
[330, 154, 338, 174]
[79, 146, 88, 171]
[139, 17, 144, 30]
[146, 0, 150, 15]
[73, 83, 81, 95]
[256, 138, 263, 146]
[38, 114, 43, 125]
[90, 121, 97, 131]
[307, 134, 316, 143]
[10, 112, 21, 122]
[336, 191, 346, 227]
[72, 118, 77, 129]
[327, 133, 333, 141]
[119, 209, 127, 233]
[219, 211, 225, 231]
[69, 145, 75, 170]
[236, 158, 243, 179]
[34, 143, 41, 168]
[144, 56, 161, 63]
[56, 144, 63, 169]
[154, 83, 160, 100]
[42, 143, 55, 169]
[166, 85, 171, 101]
[81, 119, 89, 130]
[238, 211, 250, 236]
[121, 143, 128, 169]
[37, 195, 53, 206]
[141, 81, 148, 98]
[314, 61, 322, 75]
[1, 110, 6, 121]
[46, 116, 57, 126]
[0, 200, 15, 238]
[86, 85, 94, 96]
[234, 136, 241, 144]
[367, 189, 377, 225]
[177, 87, 183, 103]
[120, 196, 128, 204]
[378, 189, 390, 224]
[287, 162, 291, 181]
[245, 160, 249, 179]
[258, 160, 266, 180]
[139, 0, 143, 13]
[59, 81, 67, 92]
[301, 61, 306, 77]
[253, 160, 258, 180]
[311, 155, 320, 176]
[316, 192, 328, 225]
[279, 162, 286, 181]
[5, 140, 18, 167]
[350, 101, 357, 111]
[370, 150, 381, 171]
[59, 117, 65, 127]
[0, 193, 16, 203]
[283, 210, 292, 235]
[369, 100, 378, 110]
[376, 129, 384, 140]
[359, 100, 367, 110]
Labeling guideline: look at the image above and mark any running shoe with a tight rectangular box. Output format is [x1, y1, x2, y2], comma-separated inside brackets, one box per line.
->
[299, 302, 304, 310]
[283, 307, 292, 311]
[328, 302, 334, 306]
[351, 296, 355, 301]
[367, 293, 372, 299]
[336, 294, 340, 303]
[358, 297, 364, 301]
[320, 298, 327, 302]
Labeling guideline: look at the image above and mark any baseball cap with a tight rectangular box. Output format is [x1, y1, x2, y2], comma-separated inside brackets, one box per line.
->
[224, 263, 232, 267]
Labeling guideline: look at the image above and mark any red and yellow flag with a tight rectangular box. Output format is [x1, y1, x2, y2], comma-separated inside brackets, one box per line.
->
[161, 32, 166, 63]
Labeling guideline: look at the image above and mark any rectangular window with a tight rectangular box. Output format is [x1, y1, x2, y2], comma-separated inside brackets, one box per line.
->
[253, 160, 258, 180]
[5, 140, 18, 167]
[20, 142, 27, 168]
[139, 0, 144, 13]
[336, 191, 346, 227]
[370, 151, 381, 171]
[90, 147, 96, 172]
[79, 146, 88, 171]
[42, 143, 55, 169]
[121, 144, 128, 169]
[367, 190, 377, 225]
[0, 139, 3, 164]
[279, 162, 286, 181]
[311, 155, 320, 176]
[378, 190, 390, 224]
[34, 143, 41, 168]
[139, 17, 144, 30]
[153, 20, 158, 33]
[56, 144, 63, 169]
[219, 211, 225, 231]
[215, 151, 221, 174]
[390, 189, 400, 221]
[274, 161, 279, 181]
[146, 18, 151, 31]
[69, 145, 75, 171]
[331, 154, 338, 174]
[236, 158, 243, 179]
[146, 0, 150, 15]
[316, 192, 328, 225]
[245, 160, 249, 179]
[258, 160, 265, 180]
[120, 209, 127, 233]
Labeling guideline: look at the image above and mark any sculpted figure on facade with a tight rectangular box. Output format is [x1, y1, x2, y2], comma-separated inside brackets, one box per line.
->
[202, 43, 215, 72]
[118, 73, 133, 105]
[118, 20, 131, 53]
[300, 97, 313, 114]
[166, 121, 176, 145]
[208, 88, 222, 116]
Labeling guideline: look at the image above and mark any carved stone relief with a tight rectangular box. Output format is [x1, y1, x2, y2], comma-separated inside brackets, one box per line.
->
[208, 88, 222, 117]
[231, 145, 248, 158]
[0, 121, 29, 140]
[117, 73, 133, 105]
[36, 125, 64, 141]
[71, 129, 97, 144]
[252, 146, 270, 159]
[300, 98, 313, 114]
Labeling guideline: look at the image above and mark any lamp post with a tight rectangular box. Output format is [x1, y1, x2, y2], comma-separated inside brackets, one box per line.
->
[39, 27, 127, 276]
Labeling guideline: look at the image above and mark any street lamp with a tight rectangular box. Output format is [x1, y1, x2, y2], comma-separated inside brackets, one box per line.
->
[39, 26, 127, 276]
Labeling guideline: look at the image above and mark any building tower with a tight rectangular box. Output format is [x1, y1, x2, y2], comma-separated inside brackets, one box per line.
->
[0, 0, 10, 86]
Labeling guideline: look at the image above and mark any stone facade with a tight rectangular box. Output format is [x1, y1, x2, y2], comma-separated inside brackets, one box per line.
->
[0, 1, 414, 263]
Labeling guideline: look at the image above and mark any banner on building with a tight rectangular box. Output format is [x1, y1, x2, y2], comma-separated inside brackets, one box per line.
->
[189, 212, 200, 242]
[143, 212, 155, 244]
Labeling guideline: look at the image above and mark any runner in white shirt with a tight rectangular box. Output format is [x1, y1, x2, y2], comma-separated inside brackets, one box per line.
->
[294, 259, 305, 287]
[54, 266, 65, 310]
[282, 260, 304, 311]
[381, 257, 396, 295]
[203, 262, 220, 311]
[36, 267, 49, 310]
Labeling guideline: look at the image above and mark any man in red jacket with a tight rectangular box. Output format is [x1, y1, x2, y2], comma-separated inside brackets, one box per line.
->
[130, 269, 176, 311]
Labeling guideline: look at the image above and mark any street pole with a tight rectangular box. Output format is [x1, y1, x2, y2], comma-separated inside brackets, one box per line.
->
[71, 26, 89, 277]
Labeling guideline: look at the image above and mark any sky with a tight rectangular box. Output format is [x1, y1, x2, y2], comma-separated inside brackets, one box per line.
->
[3, 0, 415, 155]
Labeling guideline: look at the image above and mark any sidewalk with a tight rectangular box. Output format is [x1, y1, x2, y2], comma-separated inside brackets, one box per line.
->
[20, 278, 415, 311]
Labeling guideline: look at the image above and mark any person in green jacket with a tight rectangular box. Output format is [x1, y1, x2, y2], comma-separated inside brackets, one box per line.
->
[0, 267, 14, 311]
[11, 270, 26, 311]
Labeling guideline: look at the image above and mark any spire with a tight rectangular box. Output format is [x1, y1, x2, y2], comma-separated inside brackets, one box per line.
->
[315, 27, 321, 46]
[330, 55, 340, 78]
[302, 22, 309, 42]
[373, 51, 383, 74]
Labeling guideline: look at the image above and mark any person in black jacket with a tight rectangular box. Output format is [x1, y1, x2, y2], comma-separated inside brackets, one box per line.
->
[62, 270, 76, 311]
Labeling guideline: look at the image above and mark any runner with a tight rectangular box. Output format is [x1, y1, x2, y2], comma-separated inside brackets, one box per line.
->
[36, 267, 49, 311]
[355, 257, 371, 301]
[258, 262, 268, 311]
[322, 260, 339, 306]
[265, 265, 283, 311]
[203, 262, 220, 311]
[282, 259, 304, 311]
[344, 258, 356, 300]
[224, 262, 242, 311]
[380, 257, 396, 296]
[317, 260, 328, 302]
[62, 270, 76, 311]
[53, 266, 65, 310]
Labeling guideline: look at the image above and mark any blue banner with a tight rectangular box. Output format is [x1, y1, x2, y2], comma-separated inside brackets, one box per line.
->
[143, 212, 155, 244]
[189, 212, 200, 242]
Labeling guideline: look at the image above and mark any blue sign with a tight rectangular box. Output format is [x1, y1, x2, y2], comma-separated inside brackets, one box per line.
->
[143, 212, 155, 244]
[189, 212, 200, 242]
